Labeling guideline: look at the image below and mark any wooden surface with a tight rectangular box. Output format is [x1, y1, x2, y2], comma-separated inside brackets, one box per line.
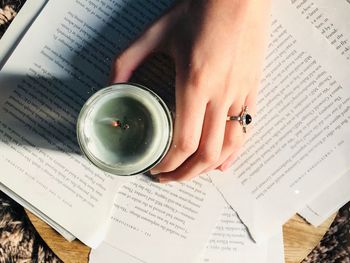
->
[26, 210, 90, 263]
[283, 213, 335, 263]
[26, 210, 336, 263]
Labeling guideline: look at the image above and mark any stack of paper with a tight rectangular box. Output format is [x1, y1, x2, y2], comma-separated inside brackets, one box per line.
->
[91, 0, 350, 261]
[0, 0, 349, 262]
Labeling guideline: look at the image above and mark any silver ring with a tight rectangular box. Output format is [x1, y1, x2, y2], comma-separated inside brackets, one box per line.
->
[227, 106, 252, 133]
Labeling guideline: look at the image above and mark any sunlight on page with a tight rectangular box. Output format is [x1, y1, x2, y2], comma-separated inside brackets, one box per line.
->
[100, 175, 223, 263]
[90, 203, 284, 263]
[211, 0, 350, 242]
[0, 0, 173, 247]
[300, 170, 350, 226]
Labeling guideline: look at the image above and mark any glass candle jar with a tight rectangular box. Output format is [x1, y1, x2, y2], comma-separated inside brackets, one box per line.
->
[77, 83, 173, 176]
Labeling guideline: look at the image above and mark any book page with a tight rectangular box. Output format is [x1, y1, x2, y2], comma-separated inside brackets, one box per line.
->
[90, 235, 285, 263]
[0, 0, 47, 68]
[90, 243, 142, 263]
[0, 0, 173, 247]
[266, 231, 285, 263]
[197, 205, 284, 263]
[299, 169, 350, 226]
[211, 0, 350, 242]
[91, 175, 223, 263]
[90, 203, 284, 263]
[0, 183, 76, 241]
[291, 0, 350, 61]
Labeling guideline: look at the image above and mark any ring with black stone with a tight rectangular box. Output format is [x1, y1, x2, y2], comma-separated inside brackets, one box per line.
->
[227, 106, 252, 133]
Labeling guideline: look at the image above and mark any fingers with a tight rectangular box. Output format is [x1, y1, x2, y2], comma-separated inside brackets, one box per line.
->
[152, 67, 258, 181]
[153, 90, 256, 182]
[105, 0, 266, 182]
[218, 90, 257, 171]
[156, 103, 228, 182]
[212, 102, 246, 172]
[244, 87, 258, 117]
[150, 83, 207, 175]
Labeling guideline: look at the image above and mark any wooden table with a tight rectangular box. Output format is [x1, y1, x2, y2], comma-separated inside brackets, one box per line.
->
[26, 211, 336, 263]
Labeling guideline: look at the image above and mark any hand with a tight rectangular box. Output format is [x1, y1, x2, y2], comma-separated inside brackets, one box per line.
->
[110, 0, 271, 182]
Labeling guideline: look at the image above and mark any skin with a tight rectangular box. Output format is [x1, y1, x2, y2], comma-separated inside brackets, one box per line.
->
[110, 0, 271, 182]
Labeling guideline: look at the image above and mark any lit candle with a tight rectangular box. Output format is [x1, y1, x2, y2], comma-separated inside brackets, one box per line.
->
[77, 83, 173, 176]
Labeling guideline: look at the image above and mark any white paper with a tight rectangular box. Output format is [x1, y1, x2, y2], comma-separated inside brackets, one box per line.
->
[0, 0, 48, 68]
[299, 169, 350, 226]
[90, 233, 285, 263]
[211, 0, 350, 242]
[102, 175, 222, 263]
[89, 243, 142, 263]
[265, 230, 285, 263]
[90, 203, 284, 263]
[298, 0, 350, 61]
[197, 205, 285, 263]
[0, 0, 172, 247]
[0, 183, 76, 241]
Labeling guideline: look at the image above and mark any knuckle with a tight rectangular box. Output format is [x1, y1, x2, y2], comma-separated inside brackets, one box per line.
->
[176, 138, 198, 156]
[200, 149, 220, 165]
[243, 75, 260, 90]
[160, 164, 177, 174]
[187, 68, 209, 91]
[226, 136, 244, 151]
[113, 56, 124, 70]
[224, 136, 244, 158]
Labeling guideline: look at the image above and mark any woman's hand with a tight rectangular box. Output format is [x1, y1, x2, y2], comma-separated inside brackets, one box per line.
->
[110, 0, 271, 182]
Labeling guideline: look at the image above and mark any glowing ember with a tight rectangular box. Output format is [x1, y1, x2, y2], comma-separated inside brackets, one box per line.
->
[111, 120, 121, 127]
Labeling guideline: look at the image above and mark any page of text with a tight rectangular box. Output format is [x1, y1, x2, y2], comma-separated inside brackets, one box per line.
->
[101, 175, 222, 263]
[197, 205, 284, 263]
[211, 0, 350, 242]
[90, 202, 284, 263]
[0, 0, 172, 247]
[299, 169, 350, 226]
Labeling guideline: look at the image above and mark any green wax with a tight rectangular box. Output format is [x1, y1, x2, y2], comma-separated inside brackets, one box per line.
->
[77, 83, 172, 176]
[92, 96, 154, 164]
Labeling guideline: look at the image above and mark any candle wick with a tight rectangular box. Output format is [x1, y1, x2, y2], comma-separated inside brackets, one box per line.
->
[112, 119, 130, 130]
[112, 120, 121, 127]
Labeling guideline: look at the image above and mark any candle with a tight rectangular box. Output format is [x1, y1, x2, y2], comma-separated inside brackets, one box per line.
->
[77, 83, 173, 176]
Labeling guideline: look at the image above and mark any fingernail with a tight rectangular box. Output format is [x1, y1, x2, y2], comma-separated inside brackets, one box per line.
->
[220, 163, 230, 172]
[150, 175, 160, 183]
[202, 168, 211, 173]
[150, 169, 160, 175]
[144, 172, 160, 183]
[157, 176, 172, 184]
[203, 165, 217, 174]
